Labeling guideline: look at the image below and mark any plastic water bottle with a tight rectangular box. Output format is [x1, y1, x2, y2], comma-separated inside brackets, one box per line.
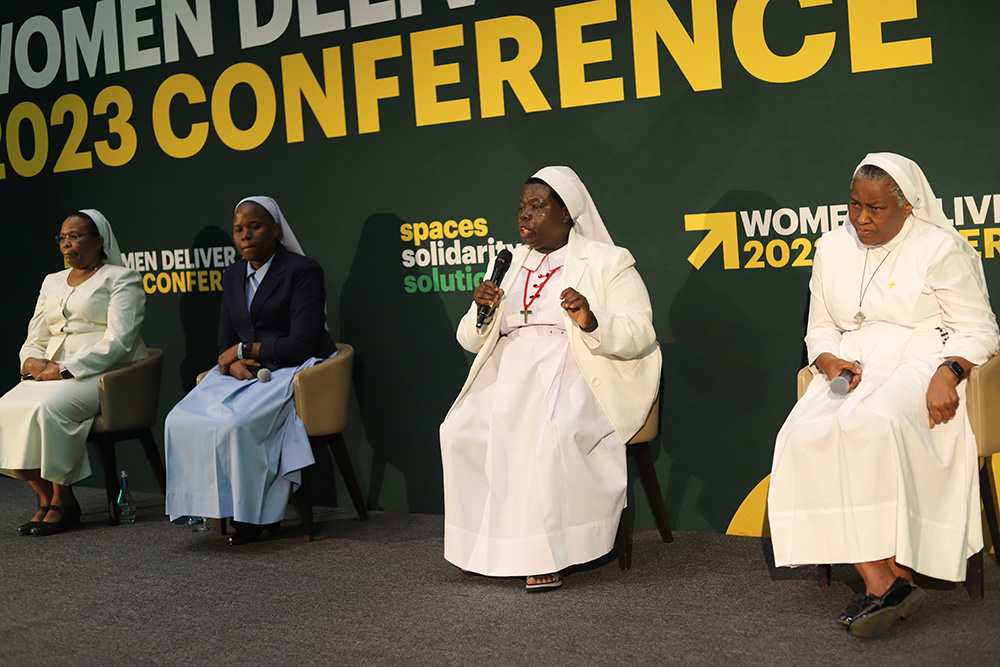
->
[117, 471, 136, 525]
[187, 516, 209, 532]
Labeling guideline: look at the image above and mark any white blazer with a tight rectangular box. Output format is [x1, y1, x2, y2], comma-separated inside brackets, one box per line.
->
[19, 264, 148, 379]
[449, 229, 661, 441]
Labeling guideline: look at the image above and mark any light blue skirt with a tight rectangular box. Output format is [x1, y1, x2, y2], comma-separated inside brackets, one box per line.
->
[164, 356, 327, 524]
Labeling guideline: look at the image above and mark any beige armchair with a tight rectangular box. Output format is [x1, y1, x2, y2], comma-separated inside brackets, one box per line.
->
[202, 344, 369, 541]
[797, 355, 1000, 599]
[615, 396, 674, 570]
[964, 355, 1000, 598]
[88, 348, 166, 525]
[291, 343, 369, 541]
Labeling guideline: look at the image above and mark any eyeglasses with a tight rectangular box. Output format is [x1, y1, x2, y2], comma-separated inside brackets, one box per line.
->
[55, 233, 92, 244]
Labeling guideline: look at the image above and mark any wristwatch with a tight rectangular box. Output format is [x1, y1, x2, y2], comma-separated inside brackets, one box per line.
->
[939, 359, 964, 382]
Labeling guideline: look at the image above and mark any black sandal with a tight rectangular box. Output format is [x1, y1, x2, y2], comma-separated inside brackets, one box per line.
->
[17, 506, 49, 536]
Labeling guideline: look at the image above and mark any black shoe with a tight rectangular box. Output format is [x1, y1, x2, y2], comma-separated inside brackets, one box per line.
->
[30, 503, 82, 537]
[849, 578, 926, 638]
[17, 506, 50, 536]
[837, 591, 869, 626]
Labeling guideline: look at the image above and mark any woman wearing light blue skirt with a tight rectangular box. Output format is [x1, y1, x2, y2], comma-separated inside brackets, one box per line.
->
[165, 197, 335, 543]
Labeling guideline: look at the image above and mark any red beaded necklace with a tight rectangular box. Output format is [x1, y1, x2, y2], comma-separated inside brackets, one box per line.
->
[519, 253, 563, 324]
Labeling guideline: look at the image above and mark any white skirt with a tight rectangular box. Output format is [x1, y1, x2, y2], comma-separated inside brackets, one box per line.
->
[769, 324, 982, 582]
[0, 376, 101, 486]
[441, 327, 626, 576]
[165, 358, 323, 525]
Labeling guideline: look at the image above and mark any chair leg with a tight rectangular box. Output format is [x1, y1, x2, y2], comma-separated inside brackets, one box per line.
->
[217, 519, 227, 536]
[292, 465, 315, 542]
[139, 428, 167, 494]
[967, 550, 984, 600]
[632, 442, 673, 542]
[616, 508, 631, 570]
[818, 564, 832, 588]
[91, 436, 120, 525]
[982, 456, 1000, 567]
[326, 433, 369, 521]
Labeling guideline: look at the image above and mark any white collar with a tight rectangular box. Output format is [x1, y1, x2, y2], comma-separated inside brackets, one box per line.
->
[246, 253, 275, 282]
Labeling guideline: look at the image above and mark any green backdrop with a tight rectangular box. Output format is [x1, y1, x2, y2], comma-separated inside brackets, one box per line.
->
[2, 0, 998, 532]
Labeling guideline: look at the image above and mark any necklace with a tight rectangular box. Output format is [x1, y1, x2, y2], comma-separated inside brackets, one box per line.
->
[854, 248, 892, 327]
[71, 261, 102, 276]
[60, 285, 72, 309]
[520, 253, 563, 324]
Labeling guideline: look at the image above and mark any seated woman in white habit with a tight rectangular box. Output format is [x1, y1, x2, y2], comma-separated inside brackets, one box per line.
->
[440, 166, 661, 591]
[0, 210, 146, 537]
[768, 153, 999, 638]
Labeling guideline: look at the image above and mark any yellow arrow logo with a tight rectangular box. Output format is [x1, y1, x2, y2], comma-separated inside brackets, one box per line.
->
[685, 212, 739, 269]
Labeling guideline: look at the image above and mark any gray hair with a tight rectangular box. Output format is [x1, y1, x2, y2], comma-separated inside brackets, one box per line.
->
[853, 164, 907, 207]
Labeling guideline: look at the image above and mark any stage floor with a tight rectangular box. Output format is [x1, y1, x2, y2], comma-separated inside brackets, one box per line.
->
[2, 478, 998, 665]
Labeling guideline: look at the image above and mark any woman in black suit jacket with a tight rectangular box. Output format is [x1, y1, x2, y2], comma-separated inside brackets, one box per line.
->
[165, 197, 335, 544]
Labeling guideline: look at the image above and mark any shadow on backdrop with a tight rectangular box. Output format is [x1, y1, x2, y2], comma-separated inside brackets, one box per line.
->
[340, 213, 468, 514]
[660, 190, 809, 531]
[178, 226, 231, 392]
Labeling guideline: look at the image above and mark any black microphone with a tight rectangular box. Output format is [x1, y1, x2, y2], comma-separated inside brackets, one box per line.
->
[830, 369, 854, 395]
[476, 249, 513, 330]
[250, 366, 271, 383]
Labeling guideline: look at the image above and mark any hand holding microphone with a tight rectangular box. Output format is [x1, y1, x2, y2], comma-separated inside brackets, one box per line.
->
[815, 353, 862, 395]
[829, 369, 854, 395]
[476, 249, 513, 329]
[227, 359, 270, 382]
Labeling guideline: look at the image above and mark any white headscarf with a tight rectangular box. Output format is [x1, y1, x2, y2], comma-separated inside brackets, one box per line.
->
[854, 152, 975, 257]
[853, 153, 951, 229]
[531, 166, 614, 245]
[77, 208, 123, 266]
[236, 195, 329, 329]
[235, 196, 305, 256]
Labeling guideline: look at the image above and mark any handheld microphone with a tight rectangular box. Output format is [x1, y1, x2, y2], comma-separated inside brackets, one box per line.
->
[476, 249, 513, 330]
[250, 366, 271, 383]
[830, 369, 854, 395]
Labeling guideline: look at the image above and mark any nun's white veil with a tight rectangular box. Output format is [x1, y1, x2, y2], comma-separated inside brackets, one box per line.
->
[77, 209, 122, 266]
[235, 196, 305, 255]
[531, 166, 614, 246]
[854, 152, 977, 260]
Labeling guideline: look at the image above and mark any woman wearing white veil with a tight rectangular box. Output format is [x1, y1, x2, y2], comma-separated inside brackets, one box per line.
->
[768, 153, 999, 637]
[440, 167, 661, 590]
[165, 196, 336, 544]
[0, 209, 147, 536]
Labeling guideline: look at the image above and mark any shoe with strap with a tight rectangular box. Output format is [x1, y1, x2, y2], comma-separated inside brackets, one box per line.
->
[17, 506, 50, 536]
[30, 502, 82, 537]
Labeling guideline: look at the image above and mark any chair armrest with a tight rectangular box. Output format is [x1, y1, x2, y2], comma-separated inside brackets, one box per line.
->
[968, 355, 1000, 457]
[96, 348, 164, 432]
[293, 344, 354, 437]
[796, 366, 814, 400]
[626, 398, 659, 445]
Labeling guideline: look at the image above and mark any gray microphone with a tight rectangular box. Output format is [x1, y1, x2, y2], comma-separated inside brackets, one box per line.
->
[251, 366, 271, 383]
[830, 369, 854, 395]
